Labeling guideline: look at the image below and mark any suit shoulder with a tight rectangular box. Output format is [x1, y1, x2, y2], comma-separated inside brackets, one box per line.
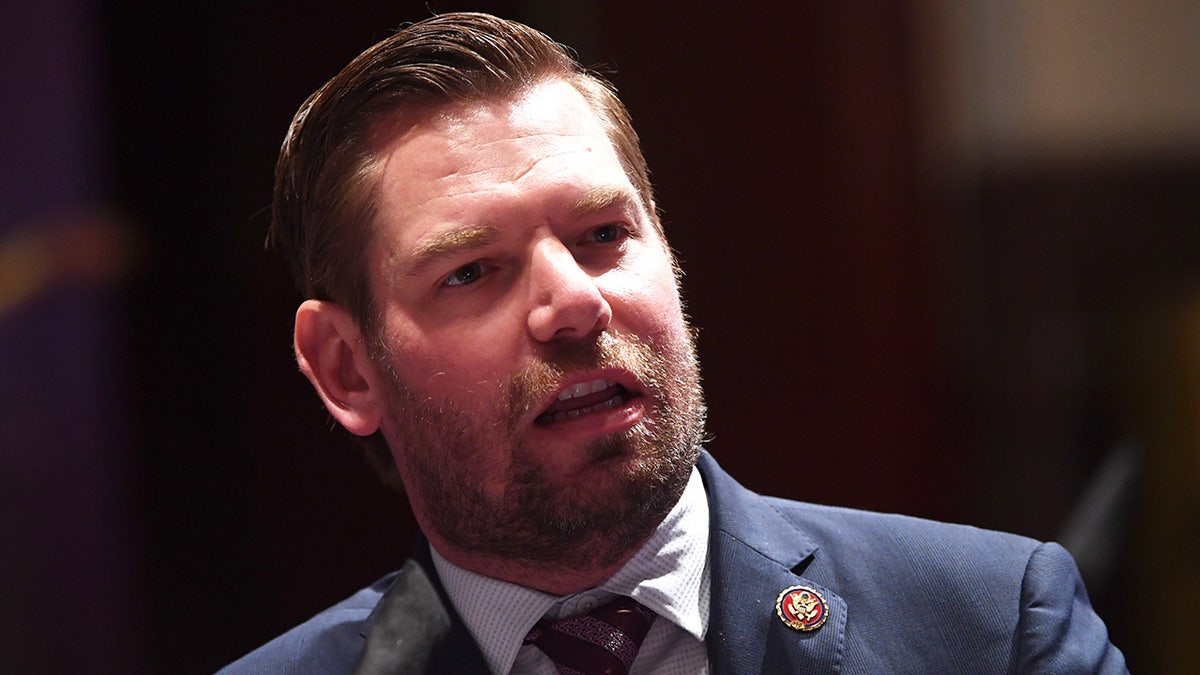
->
[763, 495, 1042, 569]
[760, 495, 1054, 623]
[217, 571, 399, 675]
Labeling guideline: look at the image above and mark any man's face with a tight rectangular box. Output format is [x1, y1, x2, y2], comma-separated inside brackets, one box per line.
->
[363, 79, 705, 571]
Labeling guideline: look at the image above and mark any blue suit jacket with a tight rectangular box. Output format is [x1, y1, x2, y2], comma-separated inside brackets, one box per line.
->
[221, 453, 1126, 673]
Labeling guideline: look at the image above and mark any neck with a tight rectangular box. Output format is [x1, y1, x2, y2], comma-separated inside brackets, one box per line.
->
[427, 531, 648, 595]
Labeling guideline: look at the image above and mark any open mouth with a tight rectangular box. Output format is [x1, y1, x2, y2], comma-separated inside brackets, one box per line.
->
[535, 378, 634, 426]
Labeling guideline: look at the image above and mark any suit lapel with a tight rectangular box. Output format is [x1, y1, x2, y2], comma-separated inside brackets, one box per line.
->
[352, 544, 489, 675]
[699, 453, 848, 674]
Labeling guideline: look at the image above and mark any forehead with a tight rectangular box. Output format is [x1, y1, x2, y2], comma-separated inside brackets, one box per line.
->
[368, 78, 635, 239]
[374, 80, 619, 196]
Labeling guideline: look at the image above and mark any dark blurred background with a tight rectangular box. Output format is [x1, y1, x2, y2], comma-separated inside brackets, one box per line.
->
[2, 0, 1197, 671]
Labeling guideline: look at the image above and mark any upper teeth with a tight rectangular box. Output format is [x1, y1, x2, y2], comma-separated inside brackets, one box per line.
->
[558, 378, 614, 401]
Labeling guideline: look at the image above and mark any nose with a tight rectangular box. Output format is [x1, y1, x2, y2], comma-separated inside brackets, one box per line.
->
[527, 238, 612, 343]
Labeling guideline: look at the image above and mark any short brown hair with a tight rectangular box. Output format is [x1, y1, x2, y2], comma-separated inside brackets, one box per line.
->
[270, 12, 658, 484]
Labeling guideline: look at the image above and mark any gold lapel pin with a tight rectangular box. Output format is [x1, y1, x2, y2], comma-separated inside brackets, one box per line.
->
[776, 585, 828, 632]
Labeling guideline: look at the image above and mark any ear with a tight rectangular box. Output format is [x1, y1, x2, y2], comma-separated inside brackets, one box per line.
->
[293, 299, 386, 437]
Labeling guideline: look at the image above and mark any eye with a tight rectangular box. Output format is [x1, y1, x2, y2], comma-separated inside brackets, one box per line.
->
[586, 223, 629, 244]
[444, 262, 485, 287]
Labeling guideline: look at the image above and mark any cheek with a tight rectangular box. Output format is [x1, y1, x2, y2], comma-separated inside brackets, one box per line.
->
[606, 291, 686, 353]
[607, 251, 685, 326]
[376, 314, 520, 392]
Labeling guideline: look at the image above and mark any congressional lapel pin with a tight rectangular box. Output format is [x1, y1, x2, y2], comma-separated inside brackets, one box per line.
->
[776, 585, 828, 632]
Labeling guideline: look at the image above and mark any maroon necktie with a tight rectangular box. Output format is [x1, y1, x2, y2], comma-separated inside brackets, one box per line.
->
[523, 596, 657, 675]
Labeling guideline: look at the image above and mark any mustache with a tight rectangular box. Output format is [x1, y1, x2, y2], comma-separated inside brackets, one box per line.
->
[504, 331, 663, 429]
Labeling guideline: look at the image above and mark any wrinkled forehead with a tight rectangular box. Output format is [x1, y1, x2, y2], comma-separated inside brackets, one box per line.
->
[363, 78, 643, 232]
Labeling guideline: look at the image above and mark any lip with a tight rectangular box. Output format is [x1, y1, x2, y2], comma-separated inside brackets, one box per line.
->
[530, 368, 647, 435]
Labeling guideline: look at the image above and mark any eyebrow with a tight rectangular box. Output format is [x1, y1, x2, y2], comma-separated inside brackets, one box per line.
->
[398, 187, 635, 278]
[571, 185, 637, 219]
[404, 224, 500, 277]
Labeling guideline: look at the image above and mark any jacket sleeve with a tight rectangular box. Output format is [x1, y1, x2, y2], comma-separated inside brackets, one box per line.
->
[1013, 542, 1127, 673]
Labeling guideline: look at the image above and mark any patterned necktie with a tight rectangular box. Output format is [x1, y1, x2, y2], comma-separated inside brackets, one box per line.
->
[523, 596, 657, 675]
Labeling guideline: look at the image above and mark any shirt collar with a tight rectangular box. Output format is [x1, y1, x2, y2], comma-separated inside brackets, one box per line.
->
[431, 466, 710, 674]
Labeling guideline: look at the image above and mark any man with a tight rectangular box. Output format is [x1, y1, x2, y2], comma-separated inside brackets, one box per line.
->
[223, 12, 1125, 674]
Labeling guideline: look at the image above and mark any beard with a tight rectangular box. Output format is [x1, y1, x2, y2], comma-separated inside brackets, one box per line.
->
[370, 326, 706, 572]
